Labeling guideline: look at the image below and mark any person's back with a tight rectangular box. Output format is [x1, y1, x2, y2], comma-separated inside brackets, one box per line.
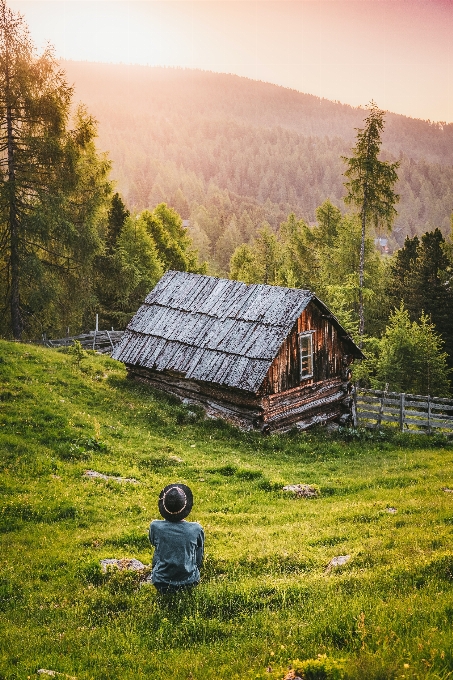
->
[149, 483, 204, 593]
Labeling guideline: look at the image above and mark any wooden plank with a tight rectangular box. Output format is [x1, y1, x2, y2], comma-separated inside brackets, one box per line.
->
[400, 408, 430, 418]
[430, 403, 453, 413]
[357, 388, 400, 398]
[404, 410, 453, 423]
[429, 420, 453, 430]
[380, 413, 400, 424]
[403, 399, 453, 412]
[356, 403, 381, 413]
[431, 396, 453, 405]
[357, 412, 378, 421]
[357, 405, 401, 416]
[357, 395, 400, 407]
[403, 417, 429, 428]
[358, 411, 399, 424]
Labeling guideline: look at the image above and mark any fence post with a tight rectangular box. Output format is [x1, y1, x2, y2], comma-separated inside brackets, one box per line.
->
[352, 384, 358, 427]
[427, 395, 431, 434]
[93, 313, 98, 350]
[376, 383, 388, 429]
[399, 393, 405, 431]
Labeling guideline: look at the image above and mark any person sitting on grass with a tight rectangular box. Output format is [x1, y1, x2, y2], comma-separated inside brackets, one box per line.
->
[149, 483, 204, 594]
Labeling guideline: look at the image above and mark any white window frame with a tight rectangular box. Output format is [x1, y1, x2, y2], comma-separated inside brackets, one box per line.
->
[299, 331, 314, 380]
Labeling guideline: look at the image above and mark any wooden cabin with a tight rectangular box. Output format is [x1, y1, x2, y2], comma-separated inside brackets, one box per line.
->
[112, 271, 364, 432]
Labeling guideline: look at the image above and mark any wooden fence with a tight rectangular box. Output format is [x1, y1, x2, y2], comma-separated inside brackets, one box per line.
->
[43, 330, 124, 354]
[355, 388, 453, 435]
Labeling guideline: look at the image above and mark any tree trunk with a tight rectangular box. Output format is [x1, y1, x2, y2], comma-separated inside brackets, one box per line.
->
[358, 203, 366, 346]
[6, 97, 21, 339]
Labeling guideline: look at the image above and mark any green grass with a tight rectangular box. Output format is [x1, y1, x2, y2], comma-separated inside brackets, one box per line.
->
[1, 339, 453, 680]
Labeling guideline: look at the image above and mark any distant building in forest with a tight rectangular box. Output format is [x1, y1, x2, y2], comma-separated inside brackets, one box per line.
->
[112, 271, 364, 432]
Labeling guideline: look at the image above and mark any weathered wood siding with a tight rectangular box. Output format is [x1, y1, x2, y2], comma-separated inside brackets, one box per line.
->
[261, 301, 349, 395]
[127, 366, 263, 429]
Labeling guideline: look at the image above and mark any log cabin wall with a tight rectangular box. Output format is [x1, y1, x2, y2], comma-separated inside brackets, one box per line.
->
[261, 300, 346, 396]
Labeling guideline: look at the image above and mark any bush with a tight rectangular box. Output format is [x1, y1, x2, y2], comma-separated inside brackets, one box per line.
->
[291, 655, 345, 679]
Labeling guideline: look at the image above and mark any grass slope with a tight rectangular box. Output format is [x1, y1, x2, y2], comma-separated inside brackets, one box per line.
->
[1, 339, 453, 680]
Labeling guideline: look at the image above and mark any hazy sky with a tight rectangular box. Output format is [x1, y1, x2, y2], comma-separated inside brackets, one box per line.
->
[10, 0, 453, 123]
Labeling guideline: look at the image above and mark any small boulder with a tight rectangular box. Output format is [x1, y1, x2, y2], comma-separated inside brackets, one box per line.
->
[84, 470, 139, 484]
[326, 555, 351, 572]
[100, 558, 152, 584]
[282, 484, 319, 498]
[100, 558, 147, 572]
[37, 671, 76, 680]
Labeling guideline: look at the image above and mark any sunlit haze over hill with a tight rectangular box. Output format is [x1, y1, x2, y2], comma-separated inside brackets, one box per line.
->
[9, 0, 453, 124]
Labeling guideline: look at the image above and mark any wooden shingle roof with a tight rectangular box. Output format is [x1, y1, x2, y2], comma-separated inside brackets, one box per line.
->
[112, 270, 361, 392]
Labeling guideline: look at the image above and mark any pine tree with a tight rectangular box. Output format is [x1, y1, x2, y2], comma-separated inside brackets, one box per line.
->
[142, 203, 205, 273]
[343, 102, 399, 343]
[413, 230, 453, 354]
[387, 235, 419, 312]
[106, 193, 129, 253]
[0, 0, 111, 339]
[229, 225, 281, 285]
[277, 213, 317, 289]
[374, 305, 450, 396]
[388, 229, 453, 369]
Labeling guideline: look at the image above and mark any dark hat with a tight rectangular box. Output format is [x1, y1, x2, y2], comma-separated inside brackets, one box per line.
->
[158, 483, 193, 522]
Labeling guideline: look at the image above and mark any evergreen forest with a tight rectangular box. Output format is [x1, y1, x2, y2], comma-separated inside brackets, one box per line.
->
[1, 4, 453, 397]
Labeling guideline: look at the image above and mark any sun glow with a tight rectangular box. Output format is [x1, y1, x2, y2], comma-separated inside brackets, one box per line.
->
[9, 0, 453, 123]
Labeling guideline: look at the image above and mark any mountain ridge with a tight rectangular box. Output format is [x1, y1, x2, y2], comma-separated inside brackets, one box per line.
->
[61, 61, 453, 250]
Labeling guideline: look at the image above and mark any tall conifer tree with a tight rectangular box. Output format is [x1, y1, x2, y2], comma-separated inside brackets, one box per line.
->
[343, 102, 399, 343]
[0, 0, 110, 339]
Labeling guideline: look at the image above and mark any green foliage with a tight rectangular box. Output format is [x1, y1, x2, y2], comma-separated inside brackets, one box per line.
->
[141, 203, 205, 274]
[229, 204, 389, 342]
[115, 217, 164, 308]
[291, 655, 345, 679]
[94, 202, 206, 329]
[230, 224, 281, 284]
[278, 213, 318, 290]
[372, 305, 451, 396]
[0, 4, 112, 339]
[388, 228, 453, 368]
[343, 103, 400, 234]
[94, 214, 164, 329]
[106, 192, 130, 252]
[67, 340, 87, 369]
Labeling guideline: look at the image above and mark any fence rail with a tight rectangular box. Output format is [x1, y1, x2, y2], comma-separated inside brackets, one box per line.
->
[355, 388, 453, 434]
[42, 330, 124, 354]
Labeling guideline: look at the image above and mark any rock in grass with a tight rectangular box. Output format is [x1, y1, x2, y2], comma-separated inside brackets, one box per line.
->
[386, 507, 397, 513]
[326, 555, 351, 572]
[100, 558, 148, 572]
[282, 484, 319, 498]
[84, 470, 139, 484]
[37, 670, 76, 679]
[100, 558, 152, 584]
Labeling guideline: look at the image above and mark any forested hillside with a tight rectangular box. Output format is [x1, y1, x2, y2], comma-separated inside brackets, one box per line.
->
[63, 60, 453, 255]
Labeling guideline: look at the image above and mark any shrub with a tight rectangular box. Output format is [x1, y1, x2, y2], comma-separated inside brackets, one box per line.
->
[291, 655, 345, 679]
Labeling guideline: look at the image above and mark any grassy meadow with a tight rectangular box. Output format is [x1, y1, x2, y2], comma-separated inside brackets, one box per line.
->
[1, 339, 453, 679]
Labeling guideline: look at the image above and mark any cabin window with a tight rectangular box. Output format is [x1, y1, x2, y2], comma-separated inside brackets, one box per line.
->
[299, 332, 314, 379]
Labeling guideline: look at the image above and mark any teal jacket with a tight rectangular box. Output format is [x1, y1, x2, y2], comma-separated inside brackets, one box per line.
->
[149, 519, 204, 586]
